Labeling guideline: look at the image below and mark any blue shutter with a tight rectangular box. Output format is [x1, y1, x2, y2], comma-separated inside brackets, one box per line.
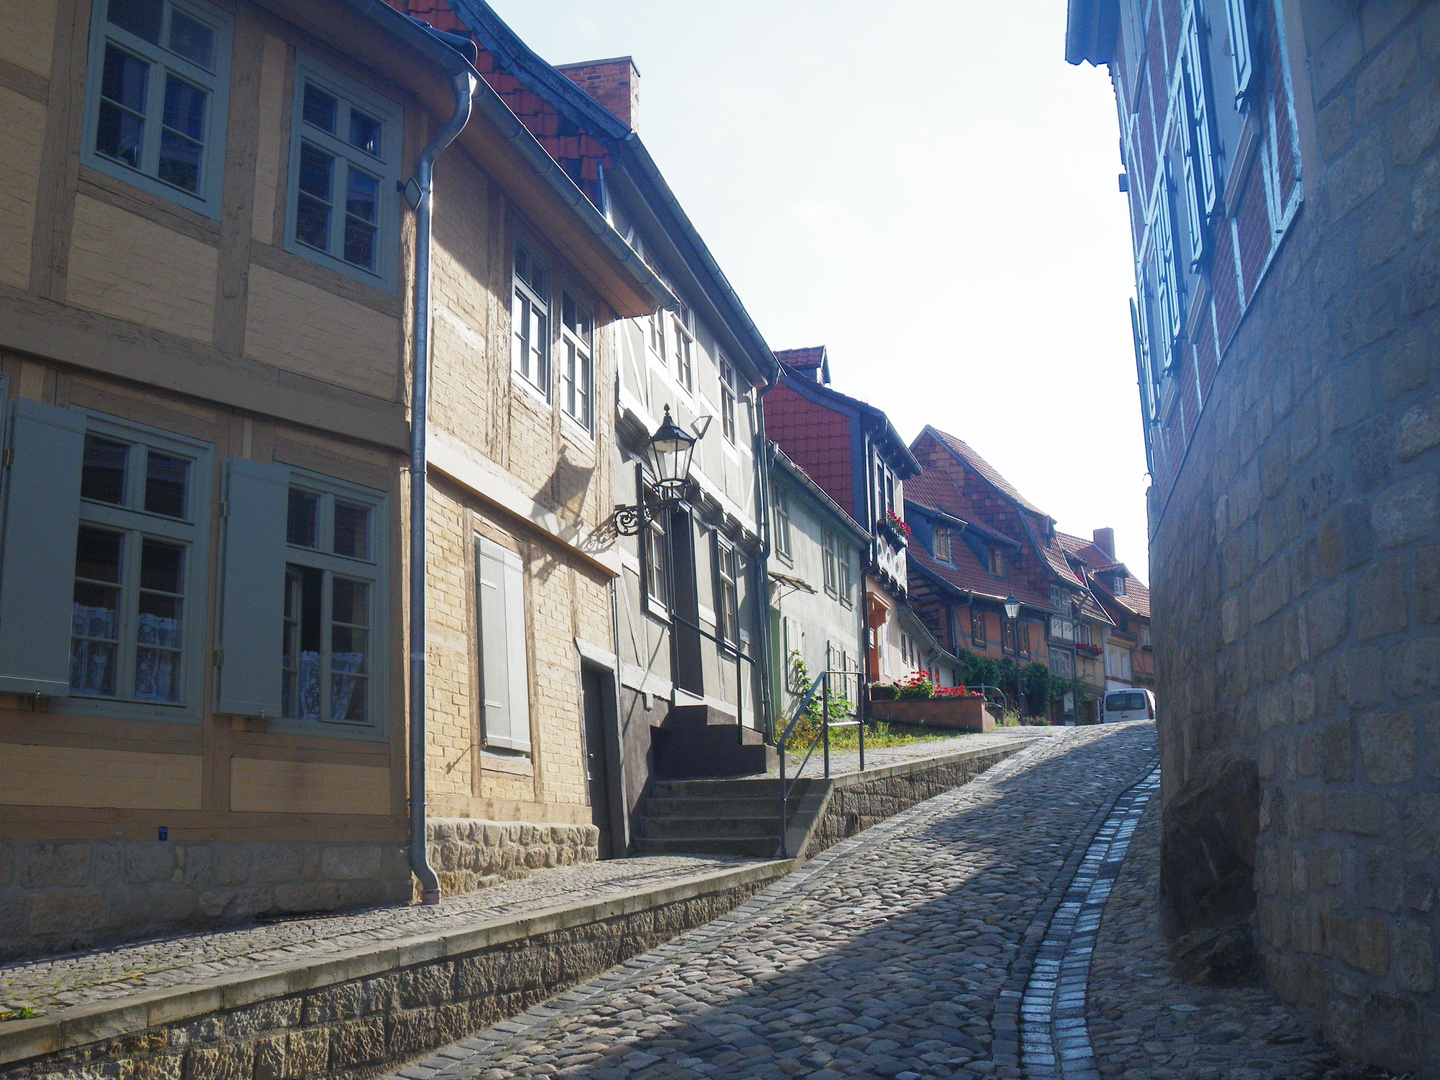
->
[1225, 0, 1255, 102]
[477, 538, 530, 752]
[1179, 63, 1207, 266]
[1187, 13, 1220, 217]
[0, 401, 85, 696]
[216, 458, 288, 716]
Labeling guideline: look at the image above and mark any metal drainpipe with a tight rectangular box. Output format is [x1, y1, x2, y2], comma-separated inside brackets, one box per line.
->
[750, 383, 778, 740]
[408, 70, 476, 905]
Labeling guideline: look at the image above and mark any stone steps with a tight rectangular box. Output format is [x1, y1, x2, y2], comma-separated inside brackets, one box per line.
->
[632, 777, 812, 858]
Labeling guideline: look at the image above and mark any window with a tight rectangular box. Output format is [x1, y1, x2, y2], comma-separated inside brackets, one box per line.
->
[475, 537, 531, 752]
[971, 609, 986, 647]
[1001, 618, 1016, 655]
[715, 537, 738, 644]
[822, 527, 850, 604]
[560, 291, 593, 432]
[1051, 649, 1075, 679]
[1018, 621, 1031, 658]
[1139, 625, 1152, 648]
[1078, 623, 1093, 646]
[875, 462, 895, 517]
[512, 244, 550, 396]
[773, 487, 792, 561]
[933, 528, 950, 562]
[988, 548, 1004, 576]
[1154, 157, 1185, 369]
[69, 422, 210, 711]
[649, 310, 668, 364]
[675, 306, 695, 393]
[1113, 573, 1127, 596]
[1180, 5, 1220, 267]
[899, 631, 913, 671]
[83, 0, 232, 217]
[286, 58, 400, 286]
[281, 479, 381, 724]
[1224, 0, 1257, 102]
[643, 512, 668, 612]
[720, 358, 737, 443]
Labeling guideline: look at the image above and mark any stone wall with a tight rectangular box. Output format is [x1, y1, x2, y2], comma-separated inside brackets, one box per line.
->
[0, 839, 410, 963]
[0, 874, 771, 1080]
[425, 818, 600, 898]
[801, 745, 1025, 860]
[1151, 4, 1440, 1072]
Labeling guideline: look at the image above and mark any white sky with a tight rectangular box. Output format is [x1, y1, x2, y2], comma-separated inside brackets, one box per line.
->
[486, 0, 1149, 579]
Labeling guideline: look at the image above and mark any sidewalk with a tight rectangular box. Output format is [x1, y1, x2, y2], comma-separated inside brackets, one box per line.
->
[765, 724, 1054, 779]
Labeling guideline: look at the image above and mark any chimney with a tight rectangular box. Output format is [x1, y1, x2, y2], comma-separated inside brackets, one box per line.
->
[556, 57, 639, 130]
[1093, 527, 1116, 560]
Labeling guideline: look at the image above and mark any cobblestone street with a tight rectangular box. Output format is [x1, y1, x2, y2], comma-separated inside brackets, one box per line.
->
[394, 723, 1163, 1080]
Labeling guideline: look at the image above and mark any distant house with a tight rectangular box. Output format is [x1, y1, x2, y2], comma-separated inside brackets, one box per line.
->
[767, 447, 868, 727]
[909, 427, 1113, 722]
[765, 348, 921, 689]
[1057, 529, 1153, 691]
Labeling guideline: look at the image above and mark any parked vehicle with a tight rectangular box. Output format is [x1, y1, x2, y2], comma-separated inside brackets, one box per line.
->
[1103, 688, 1156, 723]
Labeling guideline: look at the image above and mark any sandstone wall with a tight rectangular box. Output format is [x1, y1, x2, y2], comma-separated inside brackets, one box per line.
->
[1152, 5, 1440, 1070]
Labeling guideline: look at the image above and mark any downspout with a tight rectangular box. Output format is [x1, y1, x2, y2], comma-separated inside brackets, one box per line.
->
[407, 69, 476, 905]
[751, 367, 781, 740]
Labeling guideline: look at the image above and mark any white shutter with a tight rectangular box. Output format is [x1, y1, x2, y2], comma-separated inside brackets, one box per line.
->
[216, 458, 288, 716]
[476, 538, 530, 752]
[0, 400, 85, 696]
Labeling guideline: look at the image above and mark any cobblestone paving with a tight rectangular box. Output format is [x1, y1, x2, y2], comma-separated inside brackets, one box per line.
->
[1087, 796, 1379, 1080]
[768, 725, 1054, 779]
[393, 722, 1157, 1080]
[0, 855, 759, 1014]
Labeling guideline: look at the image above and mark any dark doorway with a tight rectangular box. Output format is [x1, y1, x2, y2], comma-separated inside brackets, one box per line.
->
[581, 664, 615, 858]
[669, 508, 704, 696]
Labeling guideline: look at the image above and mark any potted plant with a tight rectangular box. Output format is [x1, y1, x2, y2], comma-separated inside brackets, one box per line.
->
[869, 681, 897, 701]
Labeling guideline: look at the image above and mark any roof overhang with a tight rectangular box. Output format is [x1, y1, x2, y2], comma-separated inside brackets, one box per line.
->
[1065, 0, 1120, 66]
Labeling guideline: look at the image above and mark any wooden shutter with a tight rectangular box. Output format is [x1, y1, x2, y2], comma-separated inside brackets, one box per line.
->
[216, 458, 288, 716]
[1225, 0, 1255, 101]
[0, 400, 85, 696]
[476, 537, 530, 752]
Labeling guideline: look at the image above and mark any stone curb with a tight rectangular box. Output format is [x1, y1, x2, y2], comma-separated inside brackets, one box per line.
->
[0, 858, 794, 1069]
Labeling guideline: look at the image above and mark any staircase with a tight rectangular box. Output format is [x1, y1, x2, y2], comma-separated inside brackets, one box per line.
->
[632, 777, 811, 858]
[651, 704, 778, 779]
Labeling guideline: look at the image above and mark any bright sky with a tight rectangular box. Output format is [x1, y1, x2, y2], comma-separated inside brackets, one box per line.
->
[487, 0, 1149, 579]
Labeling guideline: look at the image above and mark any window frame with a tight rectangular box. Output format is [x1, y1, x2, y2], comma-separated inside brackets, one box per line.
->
[971, 609, 987, 648]
[511, 238, 553, 401]
[714, 535, 739, 646]
[719, 357, 738, 443]
[81, 0, 233, 219]
[63, 412, 213, 722]
[642, 507, 669, 619]
[773, 486, 792, 562]
[559, 289, 594, 434]
[933, 527, 951, 563]
[276, 467, 388, 735]
[283, 54, 401, 291]
[674, 306, 696, 395]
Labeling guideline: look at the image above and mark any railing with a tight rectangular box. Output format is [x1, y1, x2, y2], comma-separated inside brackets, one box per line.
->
[966, 684, 1010, 713]
[776, 668, 865, 858]
[666, 608, 763, 738]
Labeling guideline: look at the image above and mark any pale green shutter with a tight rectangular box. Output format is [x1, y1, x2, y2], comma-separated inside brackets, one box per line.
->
[0, 400, 85, 696]
[477, 538, 530, 752]
[216, 458, 288, 716]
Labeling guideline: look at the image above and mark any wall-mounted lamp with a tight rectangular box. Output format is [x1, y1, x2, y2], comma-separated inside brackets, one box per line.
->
[614, 405, 700, 535]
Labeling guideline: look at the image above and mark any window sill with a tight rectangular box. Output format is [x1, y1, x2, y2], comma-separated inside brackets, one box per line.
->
[511, 371, 553, 410]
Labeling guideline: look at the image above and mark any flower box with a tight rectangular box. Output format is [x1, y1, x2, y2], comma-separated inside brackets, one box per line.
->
[866, 695, 993, 733]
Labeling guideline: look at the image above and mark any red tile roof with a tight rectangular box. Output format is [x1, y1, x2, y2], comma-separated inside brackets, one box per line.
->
[775, 346, 826, 370]
[920, 425, 1048, 516]
[903, 471, 1020, 546]
[907, 540, 1052, 610]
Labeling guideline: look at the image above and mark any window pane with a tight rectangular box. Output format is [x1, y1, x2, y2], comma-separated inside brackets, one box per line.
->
[345, 168, 377, 222]
[75, 526, 124, 583]
[331, 578, 368, 722]
[134, 643, 180, 701]
[159, 76, 207, 191]
[296, 144, 333, 251]
[71, 526, 124, 697]
[143, 451, 189, 517]
[167, 9, 214, 68]
[343, 217, 376, 270]
[140, 537, 184, 593]
[283, 564, 323, 720]
[287, 489, 319, 547]
[343, 169, 378, 269]
[97, 47, 148, 167]
[333, 502, 370, 560]
[108, 0, 161, 43]
[349, 109, 381, 156]
[303, 83, 337, 133]
[82, 436, 129, 504]
[332, 577, 368, 625]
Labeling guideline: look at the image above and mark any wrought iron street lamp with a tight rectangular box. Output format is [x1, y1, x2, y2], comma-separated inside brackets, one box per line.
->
[1004, 593, 1021, 717]
[614, 406, 700, 535]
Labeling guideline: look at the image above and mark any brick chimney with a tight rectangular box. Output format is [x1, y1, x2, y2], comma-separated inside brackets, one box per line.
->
[1093, 527, 1116, 560]
[556, 57, 639, 130]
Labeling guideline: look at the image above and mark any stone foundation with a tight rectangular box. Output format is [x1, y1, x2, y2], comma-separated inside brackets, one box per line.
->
[425, 818, 600, 898]
[0, 839, 410, 964]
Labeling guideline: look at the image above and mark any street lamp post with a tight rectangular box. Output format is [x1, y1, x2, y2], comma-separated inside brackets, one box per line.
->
[1071, 594, 1085, 725]
[1004, 593, 1021, 719]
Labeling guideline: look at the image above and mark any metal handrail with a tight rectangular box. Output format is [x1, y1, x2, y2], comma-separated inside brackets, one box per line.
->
[666, 608, 763, 738]
[777, 668, 865, 858]
[965, 684, 1009, 712]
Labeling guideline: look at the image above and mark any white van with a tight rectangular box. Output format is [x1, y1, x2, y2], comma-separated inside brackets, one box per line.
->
[1103, 688, 1156, 723]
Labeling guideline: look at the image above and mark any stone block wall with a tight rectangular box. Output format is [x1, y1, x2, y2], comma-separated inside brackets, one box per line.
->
[0, 839, 410, 963]
[1151, 4, 1440, 1072]
[425, 818, 600, 898]
[0, 874, 770, 1080]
